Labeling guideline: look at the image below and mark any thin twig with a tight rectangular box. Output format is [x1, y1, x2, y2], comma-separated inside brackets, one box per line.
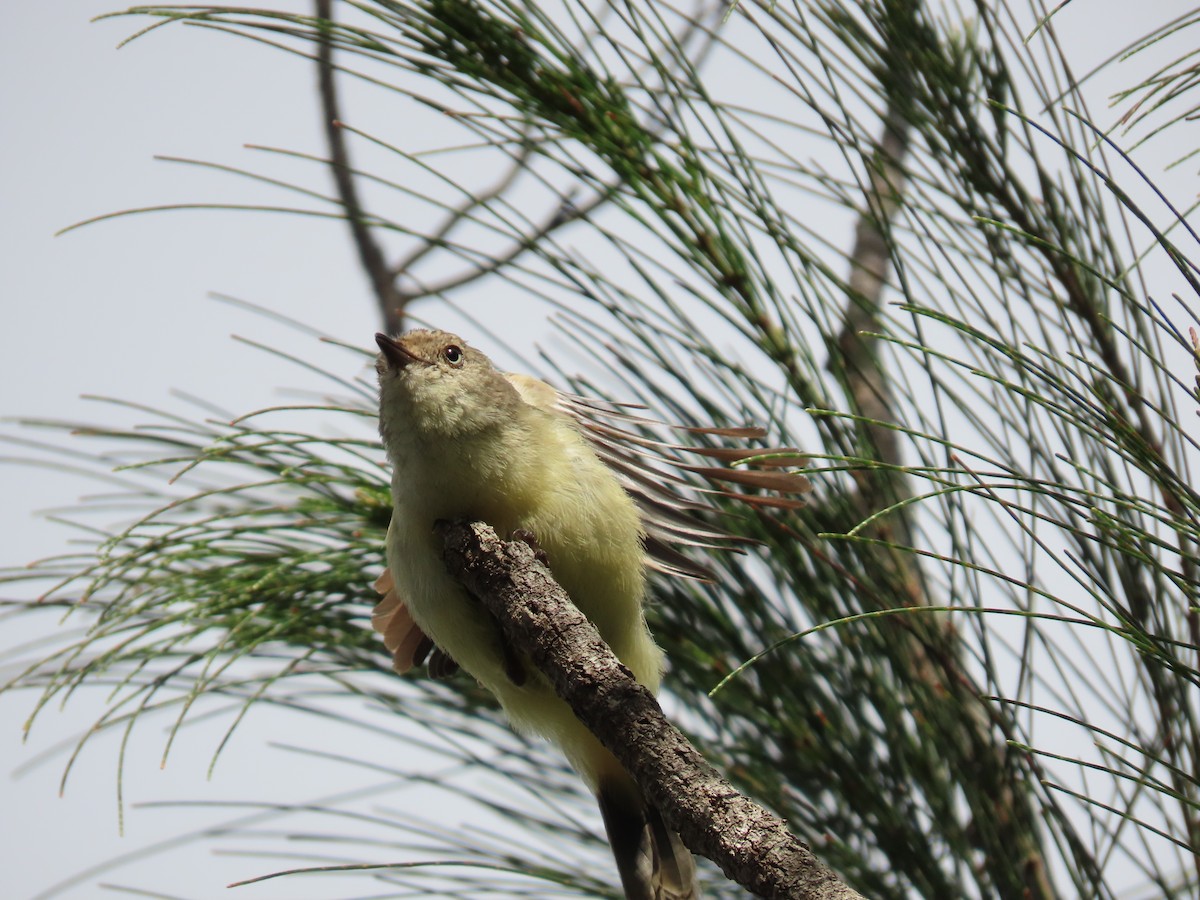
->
[389, 135, 536, 280]
[397, 188, 614, 305]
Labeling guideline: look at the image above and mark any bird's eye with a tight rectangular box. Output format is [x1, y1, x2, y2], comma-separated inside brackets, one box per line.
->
[443, 344, 464, 367]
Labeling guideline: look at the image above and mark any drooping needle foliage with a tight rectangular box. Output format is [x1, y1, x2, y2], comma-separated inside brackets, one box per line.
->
[6, 1, 1200, 897]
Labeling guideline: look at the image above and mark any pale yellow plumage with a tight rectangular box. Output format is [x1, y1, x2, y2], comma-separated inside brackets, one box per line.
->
[373, 328, 809, 899]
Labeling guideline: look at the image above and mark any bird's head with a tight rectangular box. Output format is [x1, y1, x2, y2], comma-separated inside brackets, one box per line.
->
[375, 330, 520, 443]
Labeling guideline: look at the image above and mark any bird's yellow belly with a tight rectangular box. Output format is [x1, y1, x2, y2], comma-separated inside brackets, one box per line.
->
[384, 416, 665, 783]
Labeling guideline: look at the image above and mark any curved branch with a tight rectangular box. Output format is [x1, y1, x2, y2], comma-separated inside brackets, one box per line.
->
[389, 135, 536, 281]
[314, 0, 405, 333]
[437, 519, 865, 900]
[397, 188, 612, 304]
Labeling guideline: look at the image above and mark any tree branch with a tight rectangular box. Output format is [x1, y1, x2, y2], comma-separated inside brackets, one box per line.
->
[436, 519, 865, 900]
[831, 100, 910, 481]
[314, 0, 406, 334]
[828, 90, 1055, 900]
[389, 136, 536, 282]
[395, 188, 612, 305]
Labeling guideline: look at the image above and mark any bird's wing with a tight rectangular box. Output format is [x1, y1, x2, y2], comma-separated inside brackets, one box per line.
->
[372, 568, 460, 676]
[505, 373, 811, 582]
[371, 569, 427, 673]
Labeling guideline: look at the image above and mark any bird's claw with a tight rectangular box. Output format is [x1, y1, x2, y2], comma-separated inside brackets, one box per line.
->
[509, 528, 550, 566]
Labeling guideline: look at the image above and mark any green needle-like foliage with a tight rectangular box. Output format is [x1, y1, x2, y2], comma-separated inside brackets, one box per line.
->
[7, 1, 1200, 898]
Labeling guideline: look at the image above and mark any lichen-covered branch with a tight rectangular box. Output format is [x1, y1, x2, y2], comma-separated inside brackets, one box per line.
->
[437, 519, 866, 900]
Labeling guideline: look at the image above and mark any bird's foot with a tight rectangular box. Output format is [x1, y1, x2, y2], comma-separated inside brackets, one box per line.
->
[509, 528, 550, 566]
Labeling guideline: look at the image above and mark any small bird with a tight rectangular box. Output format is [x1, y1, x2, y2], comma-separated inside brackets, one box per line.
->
[373, 329, 809, 899]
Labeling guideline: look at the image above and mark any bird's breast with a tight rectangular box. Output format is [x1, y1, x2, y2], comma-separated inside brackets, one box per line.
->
[386, 412, 662, 690]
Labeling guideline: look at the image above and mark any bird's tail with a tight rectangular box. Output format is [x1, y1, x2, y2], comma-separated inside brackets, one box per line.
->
[597, 772, 700, 900]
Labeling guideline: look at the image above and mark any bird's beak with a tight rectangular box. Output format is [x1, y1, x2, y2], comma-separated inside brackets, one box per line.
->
[375, 333, 421, 369]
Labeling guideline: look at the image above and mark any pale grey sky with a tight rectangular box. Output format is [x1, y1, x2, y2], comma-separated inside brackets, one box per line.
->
[1, 6, 406, 898]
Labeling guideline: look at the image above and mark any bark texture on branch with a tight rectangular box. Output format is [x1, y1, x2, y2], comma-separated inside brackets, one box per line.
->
[436, 519, 865, 900]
